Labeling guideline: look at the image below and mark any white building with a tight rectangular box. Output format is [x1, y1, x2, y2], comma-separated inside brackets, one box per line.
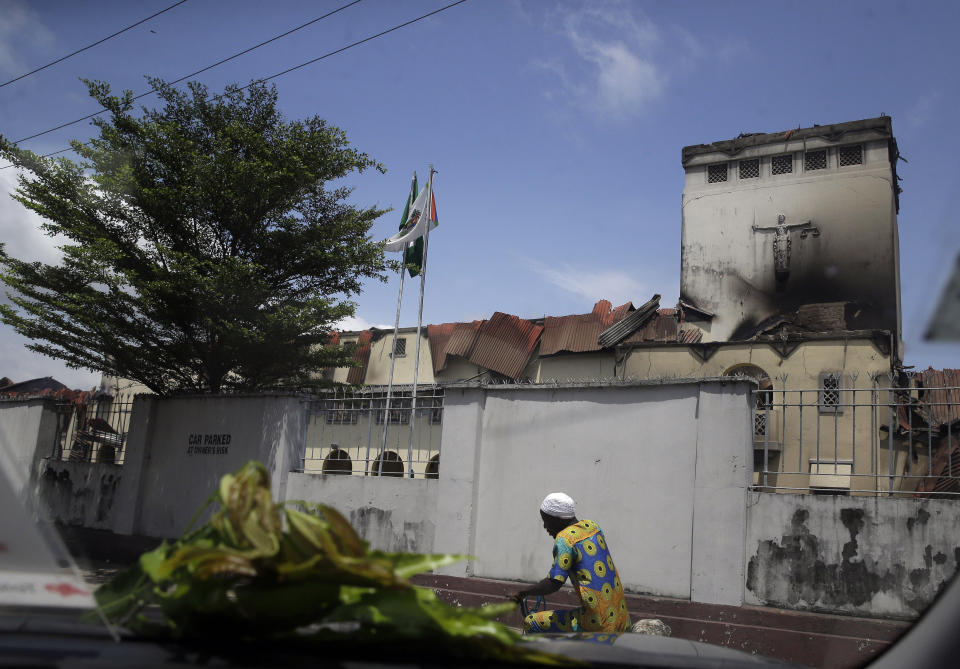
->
[679, 117, 902, 353]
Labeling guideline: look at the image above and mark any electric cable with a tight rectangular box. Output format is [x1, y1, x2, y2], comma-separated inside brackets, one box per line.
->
[1, 0, 468, 169]
[0, 0, 191, 89]
[11, 0, 365, 144]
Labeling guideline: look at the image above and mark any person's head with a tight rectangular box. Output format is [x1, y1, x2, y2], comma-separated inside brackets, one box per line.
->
[539, 492, 577, 537]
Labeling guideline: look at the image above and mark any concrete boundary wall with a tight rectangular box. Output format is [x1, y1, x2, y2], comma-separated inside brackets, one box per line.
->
[20, 382, 958, 619]
[285, 472, 438, 553]
[0, 399, 59, 499]
[745, 492, 960, 619]
[432, 379, 754, 607]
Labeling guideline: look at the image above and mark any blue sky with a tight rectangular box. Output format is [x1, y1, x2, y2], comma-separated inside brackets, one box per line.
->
[1, 0, 959, 389]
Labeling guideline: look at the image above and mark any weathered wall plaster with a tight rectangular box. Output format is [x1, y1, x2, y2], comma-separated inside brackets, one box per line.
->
[745, 492, 960, 618]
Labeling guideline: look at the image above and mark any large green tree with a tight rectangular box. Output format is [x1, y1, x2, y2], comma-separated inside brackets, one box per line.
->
[0, 79, 391, 394]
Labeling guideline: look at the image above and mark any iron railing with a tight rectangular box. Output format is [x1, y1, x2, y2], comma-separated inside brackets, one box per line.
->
[53, 393, 135, 464]
[751, 377, 960, 497]
[302, 385, 443, 479]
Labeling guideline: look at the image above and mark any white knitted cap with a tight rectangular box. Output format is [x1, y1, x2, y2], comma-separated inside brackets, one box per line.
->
[540, 492, 576, 519]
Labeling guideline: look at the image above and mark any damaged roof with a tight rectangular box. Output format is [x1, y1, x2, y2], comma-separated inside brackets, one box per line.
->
[540, 300, 633, 356]
[339, 295, 707, 383]
[681, 117, 893, 163]
[916, 368, 960, 428]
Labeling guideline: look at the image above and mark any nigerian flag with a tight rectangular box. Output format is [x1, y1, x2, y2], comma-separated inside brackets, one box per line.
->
[400, 173, 421, 277]
[383, 172, 438, 277]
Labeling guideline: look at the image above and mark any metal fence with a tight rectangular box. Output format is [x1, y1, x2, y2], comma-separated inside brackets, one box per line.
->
[53, 393, 135, 465]
[751, 376, 960, 497]
[302, 385, 443, 479]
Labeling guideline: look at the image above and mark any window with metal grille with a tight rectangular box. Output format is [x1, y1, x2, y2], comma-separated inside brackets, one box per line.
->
[739, 159, 759, 179]
[771, 154, 793, 175]
[325, 397, 361, 424]
[819, 372, 842, 413]
[753, 411, 768, 438]
[804, 149, 827, 171]
[374, 392, 411, 425]
[838, 145, 863, 166]
[707, 163, 728, 183]
[392, 337, 407, 357]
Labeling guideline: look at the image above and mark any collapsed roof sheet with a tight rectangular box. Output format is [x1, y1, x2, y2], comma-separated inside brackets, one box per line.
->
[468, 312, 543, 379]
[540, 300, 633, 356]
[917, 368, 960, 428]
[345, 330, 373, 385]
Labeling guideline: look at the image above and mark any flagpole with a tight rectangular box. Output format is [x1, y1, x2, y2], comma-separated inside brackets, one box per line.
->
[406, 166, 435, 478]
[378, 265, 404, 476]
[377, 171, 416, 476]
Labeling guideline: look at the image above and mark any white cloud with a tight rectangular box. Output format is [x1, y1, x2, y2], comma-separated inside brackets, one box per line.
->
[906, 91, 941, 128]
[0, 1, 54, 77]
[546, 2, 665, 119]
[530, 260, 645, 306]
[0, 169, 65, 264]
[335, 315, 392, 332]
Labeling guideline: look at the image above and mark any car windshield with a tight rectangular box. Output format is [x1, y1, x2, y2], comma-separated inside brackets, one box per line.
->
[2, 2, 959, 668]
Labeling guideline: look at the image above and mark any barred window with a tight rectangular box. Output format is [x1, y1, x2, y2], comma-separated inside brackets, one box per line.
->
[771, 154, 793, 175]
[804, 149, 827, 171]
[739, 159, 760, 179]
[415, 393, 444, 425]
[374, 393, 411, 424]
[325, 398, 362, 424]
[707, 163, 728, 183]
[392, 337, 407, 357]
[838, 145, 863, 166]
[819, 372, 842, 413]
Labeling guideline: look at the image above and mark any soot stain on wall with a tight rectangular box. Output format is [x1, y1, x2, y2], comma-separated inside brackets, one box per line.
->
[747, 506, 957, 615]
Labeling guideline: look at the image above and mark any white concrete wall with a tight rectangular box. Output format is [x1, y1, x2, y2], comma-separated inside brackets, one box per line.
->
[285, 472, 438, 553]
[436, 379, 754, 606]
[132, 394, 306, 538]
[0, 399, 59, 499]
[745, 492, 960, 619]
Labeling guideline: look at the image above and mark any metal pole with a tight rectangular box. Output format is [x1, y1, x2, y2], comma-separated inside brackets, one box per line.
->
[888, 387, 895, 494]
[378, 262, 406, 475]
[376, 172, 417, 476]
[407, 166, 435, 478]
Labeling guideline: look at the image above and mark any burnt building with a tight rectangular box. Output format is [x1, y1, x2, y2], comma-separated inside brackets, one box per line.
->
[679, 117, 902, 354]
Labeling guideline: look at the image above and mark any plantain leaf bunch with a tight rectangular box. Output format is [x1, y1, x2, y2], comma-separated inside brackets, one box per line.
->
[95, 462, 568, 664]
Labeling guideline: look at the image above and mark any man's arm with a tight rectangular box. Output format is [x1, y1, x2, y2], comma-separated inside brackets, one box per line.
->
[508, 577, 563, 604]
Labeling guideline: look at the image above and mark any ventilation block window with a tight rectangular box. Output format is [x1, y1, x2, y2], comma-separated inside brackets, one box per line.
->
[819, 372, 842, 413]
[739, 159, 760, 179]
[839, 144, 863, 166]
[707, 163, 728, 183]
[392, 337, 407, 357]
[804, 149, 827, 171]
[771, 154, 793, 175]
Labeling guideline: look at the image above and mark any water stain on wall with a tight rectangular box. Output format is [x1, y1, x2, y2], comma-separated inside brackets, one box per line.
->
[746, 506, 958, 616]
[350, 507, 431, 553]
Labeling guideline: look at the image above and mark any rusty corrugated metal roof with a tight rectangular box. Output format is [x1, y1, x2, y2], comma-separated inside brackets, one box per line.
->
[428, 323, 457, 375]
[916, 368, 960, 428]
[346, 330, 373, 385]
[444, 320, 484, 360]
[540, 300, 634, 356]
[598, 295, 660, 348]
[468, 312, 543, 379]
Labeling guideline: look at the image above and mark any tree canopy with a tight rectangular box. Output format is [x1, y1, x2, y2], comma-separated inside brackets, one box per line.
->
[0, 79, 391, 394]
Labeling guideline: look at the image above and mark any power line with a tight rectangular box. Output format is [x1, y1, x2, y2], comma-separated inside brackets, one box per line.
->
[1, 0, 468, 170]
[12, 0, 365, 144]
[0, 1, 191, 89]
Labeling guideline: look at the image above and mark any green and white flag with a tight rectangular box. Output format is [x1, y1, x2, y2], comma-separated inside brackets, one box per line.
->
[383, 175, 438, 276]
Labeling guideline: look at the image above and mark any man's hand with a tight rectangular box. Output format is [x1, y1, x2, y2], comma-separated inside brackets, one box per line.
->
[508, 590, 528, 605]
